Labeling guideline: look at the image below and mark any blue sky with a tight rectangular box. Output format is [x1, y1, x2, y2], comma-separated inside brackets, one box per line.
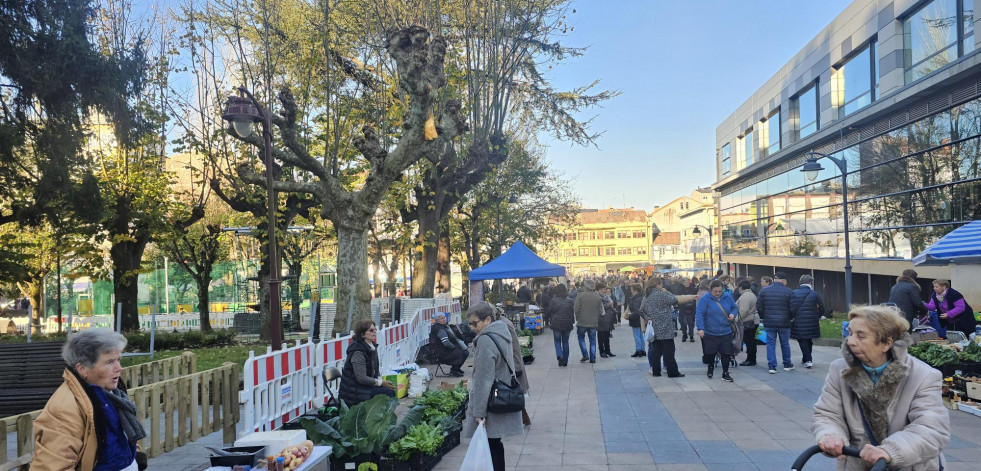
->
[540, 0, 853, 210]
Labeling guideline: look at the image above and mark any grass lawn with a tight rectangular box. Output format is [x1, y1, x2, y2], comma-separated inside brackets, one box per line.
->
[121, 343, 270, 371]
[819, 311, 848, 339]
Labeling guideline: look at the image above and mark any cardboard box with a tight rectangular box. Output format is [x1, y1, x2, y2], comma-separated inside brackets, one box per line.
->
[438, 379, 468, 391]
[911, 331, 939, 344]
[384, 373, 408, 398]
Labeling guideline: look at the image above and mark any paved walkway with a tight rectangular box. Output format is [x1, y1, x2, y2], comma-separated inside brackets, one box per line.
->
[433, 321, 981, 471]
[146, 321, 981, 471]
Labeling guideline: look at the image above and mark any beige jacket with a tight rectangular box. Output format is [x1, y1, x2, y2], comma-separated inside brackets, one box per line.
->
[812, 335, 950, 471]
[32, 369, 100, 471]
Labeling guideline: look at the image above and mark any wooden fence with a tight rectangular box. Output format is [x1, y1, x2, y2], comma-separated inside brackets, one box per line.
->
[131, 362, 240, 458]
[121, 351, 197, 388]
[1, 361, 239, 470]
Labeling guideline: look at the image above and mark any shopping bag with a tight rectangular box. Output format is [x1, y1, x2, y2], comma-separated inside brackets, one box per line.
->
[460, 424, 494, 471]
[644, 322, 655, 343]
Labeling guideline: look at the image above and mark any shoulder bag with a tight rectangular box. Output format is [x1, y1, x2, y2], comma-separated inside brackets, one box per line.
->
[482, 333, 525, 413]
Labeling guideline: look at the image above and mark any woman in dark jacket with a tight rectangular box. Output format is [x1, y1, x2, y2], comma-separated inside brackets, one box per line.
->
[924, 279, 977, 339]
[888, 269, 926, 330]
[677, 277, 698, 342]
[546, 283, 575, 366]
[596, 281, 617, 358]
[339, 319, 395, 406]
[627, 283, 645, 357]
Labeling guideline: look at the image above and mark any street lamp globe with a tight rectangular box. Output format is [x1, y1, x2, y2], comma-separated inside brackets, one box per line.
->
[222, 95, 261, 139]
[801, 155, 825, 182]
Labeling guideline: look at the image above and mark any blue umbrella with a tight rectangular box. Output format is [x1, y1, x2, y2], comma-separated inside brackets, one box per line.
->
[913, 220, 981, 266]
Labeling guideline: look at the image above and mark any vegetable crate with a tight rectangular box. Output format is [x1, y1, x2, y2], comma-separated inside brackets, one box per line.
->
[382, 452, 441, 471]
[331, 453, 382, 471]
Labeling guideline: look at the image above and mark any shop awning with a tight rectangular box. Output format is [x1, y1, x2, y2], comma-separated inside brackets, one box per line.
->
[913, 220, 981, 266]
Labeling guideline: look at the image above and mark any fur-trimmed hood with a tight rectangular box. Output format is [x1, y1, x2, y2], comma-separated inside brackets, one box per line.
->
[840, 334, 912, 448]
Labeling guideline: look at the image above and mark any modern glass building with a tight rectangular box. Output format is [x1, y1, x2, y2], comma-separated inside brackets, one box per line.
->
[714, 0, 981, 311]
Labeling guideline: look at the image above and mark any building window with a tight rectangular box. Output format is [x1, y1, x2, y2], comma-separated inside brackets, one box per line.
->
[764, 109, 781, 154]
[740, 129, 754, 167]
[604, 247, 616, 256]
[617, 247, 631, 255]
[794, 82, 819, 139]
[835, 41, 877, 118]
[721, 143, 731, 176]
[635, 247, 647, 255]
[578, 247, 590, 256]
[564, 249, 575, 257]
[604, 230, 615, 239]
[904, 0, 974, 83]
[632, 230, 646, 238]
[617, 230, 630, 238]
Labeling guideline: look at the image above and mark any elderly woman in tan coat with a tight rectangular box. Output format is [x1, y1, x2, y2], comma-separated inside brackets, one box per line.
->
[812, 305, 949, 470]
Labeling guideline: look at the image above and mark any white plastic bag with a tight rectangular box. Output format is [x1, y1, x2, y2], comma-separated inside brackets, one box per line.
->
[459, 424, 493, 471]
[644, 321, 655, 343]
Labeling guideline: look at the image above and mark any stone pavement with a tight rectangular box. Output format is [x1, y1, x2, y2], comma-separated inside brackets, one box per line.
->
[145, 320, 981, 470]
[432, 321, 981, 471]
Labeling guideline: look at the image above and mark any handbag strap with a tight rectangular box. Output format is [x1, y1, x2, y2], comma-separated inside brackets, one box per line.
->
[855, 400, 879, 446]
[482, 333, 518, 381]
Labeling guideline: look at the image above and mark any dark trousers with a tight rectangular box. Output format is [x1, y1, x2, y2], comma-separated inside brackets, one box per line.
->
[648, 339, 680, 376]
[488, 437, 505, 471]
[743, 325, 758, 362]
[798, 338, 814, 363]
[679, 312, 695, 339]
[598, 331, 612, 354]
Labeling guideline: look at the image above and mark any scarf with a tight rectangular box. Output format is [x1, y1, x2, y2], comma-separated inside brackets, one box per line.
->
[105, 388, 147, 443]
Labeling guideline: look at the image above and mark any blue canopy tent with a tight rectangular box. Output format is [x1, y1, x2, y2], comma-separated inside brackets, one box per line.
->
[469, 241, 566, 281]
[913, 220, 981, 266]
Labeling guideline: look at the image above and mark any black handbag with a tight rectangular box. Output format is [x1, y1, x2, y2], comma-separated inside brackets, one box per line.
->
[483, 333, 525, 414]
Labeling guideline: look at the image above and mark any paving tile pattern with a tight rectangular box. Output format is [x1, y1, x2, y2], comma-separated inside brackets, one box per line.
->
[140, 321, 981, 471]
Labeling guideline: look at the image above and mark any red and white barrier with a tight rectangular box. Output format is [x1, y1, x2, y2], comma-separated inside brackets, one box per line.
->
[238, 299, 461, 435]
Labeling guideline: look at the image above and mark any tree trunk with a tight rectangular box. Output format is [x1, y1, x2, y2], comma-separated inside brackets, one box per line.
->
[410, 211, 439, 298]
[196, 277, 213, 333]
[110, 238, 149, 331]
[334, 224, 372, 335]
[24, 280, 43, 334]
[371, 258, 382, 298]
[436, 221, 451, 293]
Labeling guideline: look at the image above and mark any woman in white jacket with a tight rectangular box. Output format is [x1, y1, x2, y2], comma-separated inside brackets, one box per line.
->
[812, 305, 950, 470]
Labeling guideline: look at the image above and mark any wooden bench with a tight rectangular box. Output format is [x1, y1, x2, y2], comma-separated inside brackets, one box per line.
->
[0, 342, 66, 418]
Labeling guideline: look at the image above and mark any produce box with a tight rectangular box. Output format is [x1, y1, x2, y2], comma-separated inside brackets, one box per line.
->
[910, 331, 939, 344]
[437, 379, 468, 391]
[384, 373, 409, 398]
[967, 382, 981, 401]
[956, 401, 981, 417]
[234, 430, 306, 457]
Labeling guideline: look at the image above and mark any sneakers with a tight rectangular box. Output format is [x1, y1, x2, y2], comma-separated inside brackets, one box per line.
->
[580, 356, 589, 363]
[721, 373, 733, 382]
[783, 365, 794, 372]
[805, 361, 813, 369]
[768, 369, 777, 374]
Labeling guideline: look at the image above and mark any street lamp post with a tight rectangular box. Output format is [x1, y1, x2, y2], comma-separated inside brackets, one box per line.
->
[691, 225, 714, 272]
[762, 222, 782, 255]
[223, 88, 283, 351]
[801, 151, 852, 310]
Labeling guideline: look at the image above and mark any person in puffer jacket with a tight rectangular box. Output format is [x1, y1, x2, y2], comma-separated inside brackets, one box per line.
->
[757, 272, 795, 373]
[790, 275, 824, 369]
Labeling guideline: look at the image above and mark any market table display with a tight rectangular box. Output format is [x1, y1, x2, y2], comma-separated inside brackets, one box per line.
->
[200, 446, 331, 471]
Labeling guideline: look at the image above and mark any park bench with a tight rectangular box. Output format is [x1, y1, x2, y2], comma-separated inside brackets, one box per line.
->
[0, 342, 66, 418]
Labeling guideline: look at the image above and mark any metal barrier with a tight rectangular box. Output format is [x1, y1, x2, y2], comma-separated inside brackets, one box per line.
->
[239, 299, 461, 435]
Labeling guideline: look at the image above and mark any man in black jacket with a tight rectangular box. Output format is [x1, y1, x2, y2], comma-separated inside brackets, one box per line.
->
[429, 313, 469, 376]
[757, 272, 795, 374]
[789, 275, 824, 369]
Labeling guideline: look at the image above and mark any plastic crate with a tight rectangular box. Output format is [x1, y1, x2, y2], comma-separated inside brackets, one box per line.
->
[440, 430, 461, 455]
[331, 453, 383, 471]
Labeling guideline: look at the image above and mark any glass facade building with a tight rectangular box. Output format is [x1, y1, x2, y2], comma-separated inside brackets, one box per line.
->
[714, 0, 981, 311]
[721, 94, 981, 260]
